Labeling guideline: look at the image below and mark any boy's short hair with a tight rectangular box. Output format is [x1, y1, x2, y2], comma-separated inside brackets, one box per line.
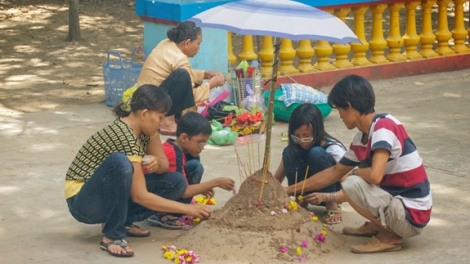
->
[328, 75, 375, 115]
[176, 112, 212, 137]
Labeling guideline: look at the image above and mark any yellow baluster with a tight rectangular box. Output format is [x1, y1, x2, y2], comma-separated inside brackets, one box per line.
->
[386, 3, 407, 62]
[419, 0, 439, 58]
[314, 9, 336, 70]
[332, 8, 354, 68]
[351, 6, 372, 66]
[238, 35, 258, 62]
[296, 40, 316, 73]
[403, 1, 422, 59]
[227, 32, 237, 66]
[435, 0, 455, 55]
[451, 0, 470, 53]
[278, 38, 299, 75]
[369, 4, 388, 64]
[258, 36, 274, 78]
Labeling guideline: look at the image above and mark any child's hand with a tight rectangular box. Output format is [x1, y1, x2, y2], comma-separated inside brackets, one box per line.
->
[203, 188, 215, 198]
[216, 177, 235, 191]
[142, 155, 159, 173]
[185, 204, 211, 219]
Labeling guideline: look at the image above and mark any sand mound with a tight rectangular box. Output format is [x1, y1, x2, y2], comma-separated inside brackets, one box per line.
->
[174, 170, 346, 263]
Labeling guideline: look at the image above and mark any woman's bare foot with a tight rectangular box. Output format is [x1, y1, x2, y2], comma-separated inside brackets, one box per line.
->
[160, 115, 177, 134]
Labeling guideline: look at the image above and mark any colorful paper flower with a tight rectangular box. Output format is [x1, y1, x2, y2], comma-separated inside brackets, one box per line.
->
[194, 195, 216, 205]
[321, 229, 328, 236]
[295, 247, 302, 255]
[162, 245, 201, 264]
[314, 233, 326, 243]
[287, 200, 298, 211]
[301, 240, 308, 248]
[280, 245, 288, 253]
[281, 208, 288, 214]
[270, 211, 276, 216]
[298, 256, 307, 262]
[311, 215, 318, 221]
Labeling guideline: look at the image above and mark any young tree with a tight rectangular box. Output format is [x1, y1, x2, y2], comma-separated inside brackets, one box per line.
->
[66, 0, 81, 41]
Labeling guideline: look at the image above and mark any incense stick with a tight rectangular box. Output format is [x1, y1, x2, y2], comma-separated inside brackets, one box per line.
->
[247, 140, 252, 177]
[234, 145, 244, 183]
[301, 165, 309, 196]
[294, 170, 298, 197]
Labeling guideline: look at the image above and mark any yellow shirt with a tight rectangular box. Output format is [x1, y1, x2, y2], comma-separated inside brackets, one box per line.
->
[137, 39, 210, 103]
[64, 118, 150, 199]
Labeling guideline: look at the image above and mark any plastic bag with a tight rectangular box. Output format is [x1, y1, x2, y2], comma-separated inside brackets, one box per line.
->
[242, 84, 266, 111]
[208, 120, 238, 146]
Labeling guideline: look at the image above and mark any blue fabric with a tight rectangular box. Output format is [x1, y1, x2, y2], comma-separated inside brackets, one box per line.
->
[282, 146, 341, 195]
[66, 153, 133, 240]
[280, 83, 328, 107]
[67, 152, 188, 239]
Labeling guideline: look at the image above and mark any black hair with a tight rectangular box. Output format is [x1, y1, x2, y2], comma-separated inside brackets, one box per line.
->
[176, 112, 212, 137]
[288, 103, 344, 148]
[167, 21, 202, 44]
[113, 84, 172, 117]
[328, 75, 375, 115]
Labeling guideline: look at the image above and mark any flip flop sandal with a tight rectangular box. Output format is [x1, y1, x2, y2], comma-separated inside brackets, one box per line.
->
[323, 210, 342, 225]
[125, 224, 151, 237]
[100, 239, 134, 257]
[147, 213, 186, 230]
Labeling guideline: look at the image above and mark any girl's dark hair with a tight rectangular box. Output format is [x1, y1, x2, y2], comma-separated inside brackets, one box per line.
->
[176, 112, 212, 137]
[113, 84, 172, 117]
[167, 21, 202, 44]
[328, 75, 375, 115]
[288, 103, 345, 150]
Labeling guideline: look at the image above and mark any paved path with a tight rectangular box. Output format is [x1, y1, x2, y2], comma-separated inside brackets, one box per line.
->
[1, 70, 469, 263]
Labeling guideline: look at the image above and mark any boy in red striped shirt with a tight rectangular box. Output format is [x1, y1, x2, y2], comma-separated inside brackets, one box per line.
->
[286, 75, 431, 253]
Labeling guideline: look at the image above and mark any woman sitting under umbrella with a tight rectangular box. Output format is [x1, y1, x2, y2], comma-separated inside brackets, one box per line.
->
[137, 21, 225, 135]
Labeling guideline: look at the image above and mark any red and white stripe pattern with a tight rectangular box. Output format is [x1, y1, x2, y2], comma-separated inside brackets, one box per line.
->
[341, 114, 432, 227]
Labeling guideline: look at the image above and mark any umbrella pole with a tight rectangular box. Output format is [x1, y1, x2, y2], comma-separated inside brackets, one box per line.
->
[262, 37, 281, 170]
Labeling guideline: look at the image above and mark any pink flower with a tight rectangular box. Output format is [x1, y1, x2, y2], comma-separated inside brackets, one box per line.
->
[299, 256, 307, 262]
[232, 189, 237, 194]
[314, 233, 326, 243]
[270, 211, 276, 216]
[301, 240, 308, 248]
[280, 245, 288, 253]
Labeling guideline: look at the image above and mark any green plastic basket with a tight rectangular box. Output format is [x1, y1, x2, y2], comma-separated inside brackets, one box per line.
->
[263, 90, 332, 122]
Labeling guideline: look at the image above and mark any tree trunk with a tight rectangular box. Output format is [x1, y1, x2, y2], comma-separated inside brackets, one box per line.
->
[66, 0, 81, 41]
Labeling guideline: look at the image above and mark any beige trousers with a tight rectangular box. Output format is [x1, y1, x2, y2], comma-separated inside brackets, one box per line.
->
[342, 176, 423, 238]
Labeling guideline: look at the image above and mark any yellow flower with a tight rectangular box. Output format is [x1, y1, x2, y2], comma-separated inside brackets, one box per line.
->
[287, 200, 298, 211]
[193, 217, 201, 224]
[296, 247, 302, 255]
[311, 216, 318, 221]
[321, 229, 328, 236]
[174, 258, 181, 264]
[162, 245, 168, 250]
[164, 251, 175, 260]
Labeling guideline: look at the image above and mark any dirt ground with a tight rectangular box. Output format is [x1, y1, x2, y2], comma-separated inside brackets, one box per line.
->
[0, 0, 143, 113]
[0, 0, 466, 114]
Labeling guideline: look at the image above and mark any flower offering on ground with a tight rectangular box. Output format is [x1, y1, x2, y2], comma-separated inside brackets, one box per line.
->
[162, 245, 201, 264]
